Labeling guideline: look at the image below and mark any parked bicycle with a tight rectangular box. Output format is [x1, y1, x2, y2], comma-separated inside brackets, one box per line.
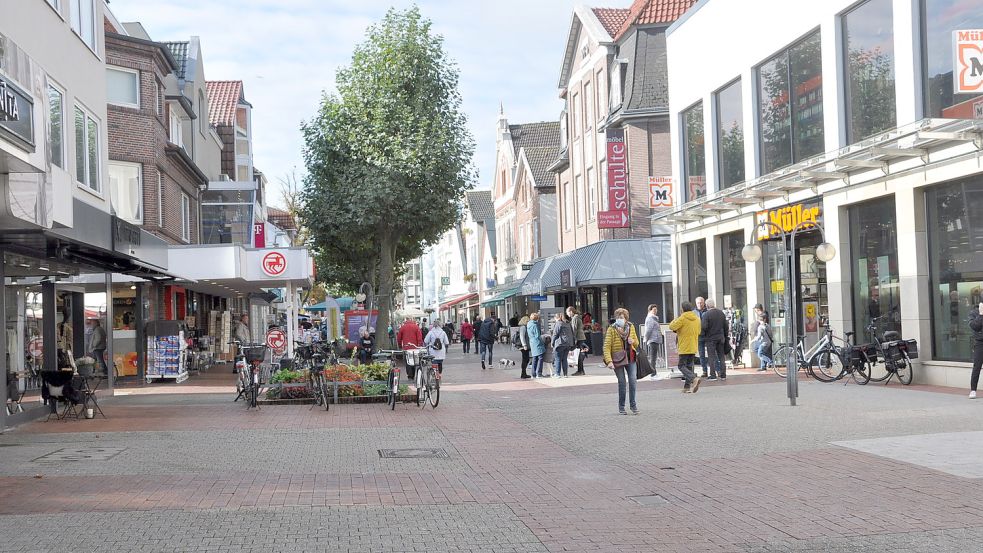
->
[231, 341, 268, 409]
[771, 320, 842, 381]
[409, 348, 440, 409]
[855, 316, 917, 385]
[307, 361, 329, 411]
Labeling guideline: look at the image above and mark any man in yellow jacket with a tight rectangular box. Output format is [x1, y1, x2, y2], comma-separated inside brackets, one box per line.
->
[668, 301, 703, 393]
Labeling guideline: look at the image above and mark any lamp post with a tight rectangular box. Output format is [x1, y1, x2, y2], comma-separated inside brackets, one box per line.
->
[742, 220, 836, 406]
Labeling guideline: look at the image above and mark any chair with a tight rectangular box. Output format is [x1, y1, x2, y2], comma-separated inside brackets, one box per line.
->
[78, 376, 105, 419]
[40, 371, 80, 421]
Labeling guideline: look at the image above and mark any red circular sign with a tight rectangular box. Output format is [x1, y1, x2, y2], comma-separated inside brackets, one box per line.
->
[28, 338, 43, 358]
[261, 251, 287, 277]
[266, 329, 287, 353]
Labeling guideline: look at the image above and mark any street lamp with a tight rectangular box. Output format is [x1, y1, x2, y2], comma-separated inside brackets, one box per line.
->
[742, 220, 836, 406]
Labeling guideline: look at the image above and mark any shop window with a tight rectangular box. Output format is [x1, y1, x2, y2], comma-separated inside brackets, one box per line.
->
[926, 177, 983, 361]
[719, 231, 748, 319]
[757, 31, 824, 175]
[682, 102, 706, 202]
[849, 196, 901, 339]
[683, 240, 709, 303]
[715, 79, 745, 189]
[844, 0, 896, 142]
[74, 105, 100, 192]
[106, 67, 140, 108]
[47, 84, 64, 169]
[108, 161, 142, 224]
[922, 0, 983, 118]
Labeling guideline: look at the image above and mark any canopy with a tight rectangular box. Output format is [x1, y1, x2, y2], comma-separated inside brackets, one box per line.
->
[439, 292, 477, 310]
[480, 287, 518, 308]
[395, 307, 426, 319]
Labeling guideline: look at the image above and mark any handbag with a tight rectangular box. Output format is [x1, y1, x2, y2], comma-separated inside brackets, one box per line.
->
[611, 330, 631, 369]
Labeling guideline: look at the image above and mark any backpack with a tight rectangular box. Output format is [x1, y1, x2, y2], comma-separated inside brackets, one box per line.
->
[511, 330, 521, 348]
[431, 333, 443, 350]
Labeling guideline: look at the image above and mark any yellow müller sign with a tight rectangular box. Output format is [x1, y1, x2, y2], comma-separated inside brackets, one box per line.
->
[756, 202, 822, 240]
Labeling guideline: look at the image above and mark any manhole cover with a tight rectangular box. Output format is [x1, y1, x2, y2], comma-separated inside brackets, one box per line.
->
[378, 448, 449, 459]
[33, 447, 126, 462]
[629, 494, 670, 507]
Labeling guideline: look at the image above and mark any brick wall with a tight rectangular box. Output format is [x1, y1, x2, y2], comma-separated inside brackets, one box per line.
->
[106, 36, 203, 245]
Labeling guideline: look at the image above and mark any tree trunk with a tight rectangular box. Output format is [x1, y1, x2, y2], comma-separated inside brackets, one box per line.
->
[375, 234, 395, 350]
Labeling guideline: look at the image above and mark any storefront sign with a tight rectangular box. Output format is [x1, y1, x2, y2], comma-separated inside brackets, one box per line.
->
[604, 128, 630, 227]
[954, 29, 983, 94]
[441, 277, 450, 286]
[261, 251, 287, 277]
[756, 201, 822, 240]
[253, 222, 266, 248]
[0, 75, 34, 151]
[521, 263, 533, 271]
[531, 295, 548, 302]
[559, 269, 574, 288]
[112, 217, 142, 248]
[649, 176, 673, 208]
[771, 280, 786, 293]
[266, 328, 286, 353]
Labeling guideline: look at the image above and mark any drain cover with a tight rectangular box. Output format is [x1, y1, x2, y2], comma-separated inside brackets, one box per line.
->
[378, 448, 449, 459]
[629, 494, 670, 507]
[33, 447, 125, 462]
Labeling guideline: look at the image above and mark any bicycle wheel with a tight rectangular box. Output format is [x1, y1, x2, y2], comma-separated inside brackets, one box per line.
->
[896, 355, 913, 385]
[809, 348, 843, 383]
[320, 376, 331, 411]
[427, 367, 440, 409]
[852, 360, 871, 385]
[772, 345, 791, 378]
[388, 369, 398, 410]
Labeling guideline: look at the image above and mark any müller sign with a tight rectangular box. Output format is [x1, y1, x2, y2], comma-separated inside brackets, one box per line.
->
[755, 201, 822, 240]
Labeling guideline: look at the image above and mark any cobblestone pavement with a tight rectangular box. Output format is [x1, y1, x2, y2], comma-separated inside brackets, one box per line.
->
[1, 349, 982, 552]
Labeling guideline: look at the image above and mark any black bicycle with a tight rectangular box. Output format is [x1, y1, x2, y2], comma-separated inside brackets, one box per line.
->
[860, 317, 916, 385]
[232, 342, 267, 409]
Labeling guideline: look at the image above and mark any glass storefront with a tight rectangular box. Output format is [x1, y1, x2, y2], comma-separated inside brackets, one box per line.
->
[683, 240, 709, 303]
[923, 0, 983, 119]
[719, 231, 747, 318]
[843, 0, 896, 142]
[201, 189, 254, 245]
[849, 196, 901, 339]
[926, 177, 983, 362]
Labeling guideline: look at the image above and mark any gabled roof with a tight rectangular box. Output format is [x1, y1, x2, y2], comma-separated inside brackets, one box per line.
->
[267, 207, 297, 231]
[614, 0, 698, 40]
[510, 121, 561, 188]
[466, 190, 494, 222]
[162, 41, 189, 79]
[206, 80, 247, 127]
[592, 7, 630, 37]
[558, 5, 616, 88]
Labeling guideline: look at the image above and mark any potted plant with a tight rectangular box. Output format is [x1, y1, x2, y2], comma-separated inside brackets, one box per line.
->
[75, 356, 96, 376]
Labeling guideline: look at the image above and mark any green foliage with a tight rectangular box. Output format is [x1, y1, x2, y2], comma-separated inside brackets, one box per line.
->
[270, 369, 306, 384]
[300, 6, 476, 348]
[362, 383, 409, 396]
[354, 362, 391, 382]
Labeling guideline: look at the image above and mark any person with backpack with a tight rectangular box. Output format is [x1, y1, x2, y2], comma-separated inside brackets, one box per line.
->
[477, 315, 497, 370]
[550, 312, 574, 378]
[424, 320, 450, 374]
[527, 312, 545, 378]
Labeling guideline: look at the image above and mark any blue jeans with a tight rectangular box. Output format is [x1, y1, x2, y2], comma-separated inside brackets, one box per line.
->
[531, 355, 543, 377]
[553, 346, 570, 376]
[479, 341, 494, 365]
[615, 362, 638, 412]
[757, 343, 773, 368]
[698, 339, 708, 375]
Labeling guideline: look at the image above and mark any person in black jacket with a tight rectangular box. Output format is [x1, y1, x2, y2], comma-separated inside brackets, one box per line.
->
[970, 302, 983, 399]
[477, 316, 497, 370]
[701, 298, 729, 380]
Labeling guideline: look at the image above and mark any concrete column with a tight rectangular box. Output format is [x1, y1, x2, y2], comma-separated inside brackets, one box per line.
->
[104, 273, 114, 394]
[0, 249, 6, 431]
[824, 201, 853, 337]
[41, 280, 56, 372]
[895, 187, 932, 381]
[705, 235, 722, 305]
[135, 282, 146, 380]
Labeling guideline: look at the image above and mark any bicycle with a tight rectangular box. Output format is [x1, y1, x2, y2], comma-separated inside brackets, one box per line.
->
[859, 317, 916, 385]
[372, 350, 401, 410]
[771, 323, 842, 381]
[307, 362, 329, 411]
[231, 341, 267, 409]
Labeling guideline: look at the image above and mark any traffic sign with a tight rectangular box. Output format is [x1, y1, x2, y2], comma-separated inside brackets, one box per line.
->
[266, 328, 287, 353]
[28, 337, 43, 358]
[261, 251, 287, 276]
[597, 210, 630, 229]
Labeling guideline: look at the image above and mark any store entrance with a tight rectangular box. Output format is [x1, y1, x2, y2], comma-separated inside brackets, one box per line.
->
[764, 233, 829, 349]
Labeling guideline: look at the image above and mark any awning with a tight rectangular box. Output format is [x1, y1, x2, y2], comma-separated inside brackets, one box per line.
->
[481, 287, 519, 308]
[439, 292, 477, 310]
[541, 239, 672, 292]
[517, 258, 552, 296]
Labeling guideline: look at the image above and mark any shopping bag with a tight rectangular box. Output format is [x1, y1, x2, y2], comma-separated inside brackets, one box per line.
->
[566, 349, 579, 367]
[635, 348, 654, 379]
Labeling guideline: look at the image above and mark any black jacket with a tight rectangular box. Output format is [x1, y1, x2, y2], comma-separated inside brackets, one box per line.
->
[701, 308, 729, 342]
[478, 318, 497, 344]
[971, 311, 983, 344]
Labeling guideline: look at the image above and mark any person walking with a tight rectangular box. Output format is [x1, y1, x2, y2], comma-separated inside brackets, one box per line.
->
[644, 304, 664, 381]
[568, 306, 588, 376]
[668, 302, 703, 393]
[396, 318, 423, 349]
[88, 319, 108, 375]
[702, 298, 729, 381]
[518, 315, 532, 379]
[527, 313, 545, 378]
[472, 316, 482, 353]
[969, 302, 983, 399]
[694, 297, 709, 378]
[551, 312, 574, 378]
[424, 320, 450, 374]
[460, 319, 474, 354]
[478, 315, 497, 370]
[753, 312, 774, 372]
[603, 308, 640, 415]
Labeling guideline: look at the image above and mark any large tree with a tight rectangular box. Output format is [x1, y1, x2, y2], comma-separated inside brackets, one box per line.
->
[300, 7, 475, 348]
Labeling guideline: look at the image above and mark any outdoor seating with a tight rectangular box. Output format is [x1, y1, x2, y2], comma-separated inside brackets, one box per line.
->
[40, 371, 81, 421]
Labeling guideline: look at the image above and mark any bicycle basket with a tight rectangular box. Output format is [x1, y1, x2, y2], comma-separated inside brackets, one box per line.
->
[403, 349, 419, 367]
[242, 346, 267, 363]
[901, 339, 918, 360]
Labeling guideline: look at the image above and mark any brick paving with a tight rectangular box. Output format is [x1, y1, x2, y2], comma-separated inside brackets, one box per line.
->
[1, 349, 982, 552]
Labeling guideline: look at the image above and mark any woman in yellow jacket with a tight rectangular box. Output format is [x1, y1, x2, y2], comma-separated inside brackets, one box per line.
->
[603, 308, 641, 415]
[668, 301, 703, 393]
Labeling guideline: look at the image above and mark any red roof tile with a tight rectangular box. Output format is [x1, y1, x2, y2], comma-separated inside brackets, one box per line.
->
[592, 7, 631, 38]
[205, 80, 243, 127]
[267, 206, 297, 230]
[614, 0, 698, 40]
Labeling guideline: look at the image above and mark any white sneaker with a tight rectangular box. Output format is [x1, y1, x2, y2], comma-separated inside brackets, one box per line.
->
[971, 391, 977, 400]
[648, 374, 660, 381]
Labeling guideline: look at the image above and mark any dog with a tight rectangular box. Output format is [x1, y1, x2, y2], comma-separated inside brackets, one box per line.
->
[499, 359, 516, 370]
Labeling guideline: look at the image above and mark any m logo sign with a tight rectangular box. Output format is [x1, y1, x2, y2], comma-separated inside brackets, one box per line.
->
[649, 177, 673, 208]
[954, 30, 983, 94]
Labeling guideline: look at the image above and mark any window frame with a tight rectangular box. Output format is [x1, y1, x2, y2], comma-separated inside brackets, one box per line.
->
[181, 193, 191, 242]
[106, 66, 141, 109]
[69, 0, 97, 53]
[108, 160, 144, 224]
[47, 82, 65, 169]
[842, 0, 897, 143]
[681, 100, 706, 203]
[73, 103, 101, 194]
[714, 77, 745, 189]
[563, 181, 572, 231]
[169, 108, 183, 147]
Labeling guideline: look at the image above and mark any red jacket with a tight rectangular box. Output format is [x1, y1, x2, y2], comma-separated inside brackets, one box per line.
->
[396, 321, 423, 349]
[460, 321, 474, 340]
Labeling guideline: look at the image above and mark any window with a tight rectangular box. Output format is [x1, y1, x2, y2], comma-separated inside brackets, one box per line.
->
[108, 162, 142, 223]
[74, 105, 100, 192]
[715, 79, 745, 188]
[719, 231, 748, 318]
[587, 168, 597, 221]
[47, 85, 64, 169]
[600, 160, 608, 211]
[106, 67, 139, 108]
[758, 31, 825, 175]
[563, 181, 571, 231]
[575, 174, 584, 226]
[155, 81, 162, 117]
[198, 90, 208, 135]
[169, 109, 183, 147]
[157, 172, 163, 227]
[923, 0, 983, 118]
[584, 81, 594, 130]
[69, 0, 96, 51]
[237, 165, 249, 182]
[844, 0, 896, 142]
[560, 108, 568, 150]
[849, 196, 900, 340]
[595, 69, 605, 122]
[684, 240, 709, 302]
[609, 63, 624, 109]
[181, 193, 191, 242]
[682, 102, 706, 202]
[572, 92, 581, 137]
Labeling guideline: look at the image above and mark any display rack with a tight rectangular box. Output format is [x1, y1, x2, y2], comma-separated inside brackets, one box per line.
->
[145, 320, 188, 384]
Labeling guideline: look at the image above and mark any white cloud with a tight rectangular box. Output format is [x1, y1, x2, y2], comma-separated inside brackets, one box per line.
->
[109, 0, 580, 204]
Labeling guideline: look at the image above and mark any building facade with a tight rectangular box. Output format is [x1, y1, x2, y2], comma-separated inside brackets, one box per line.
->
[664, 0, 983, 384]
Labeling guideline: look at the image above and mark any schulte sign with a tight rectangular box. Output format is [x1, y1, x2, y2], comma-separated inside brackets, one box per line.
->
[261, 251, 287, 276]
[603, 128, 629, 228]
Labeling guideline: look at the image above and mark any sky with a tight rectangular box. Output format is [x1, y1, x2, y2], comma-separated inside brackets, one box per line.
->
[109, 0, 584, 207]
